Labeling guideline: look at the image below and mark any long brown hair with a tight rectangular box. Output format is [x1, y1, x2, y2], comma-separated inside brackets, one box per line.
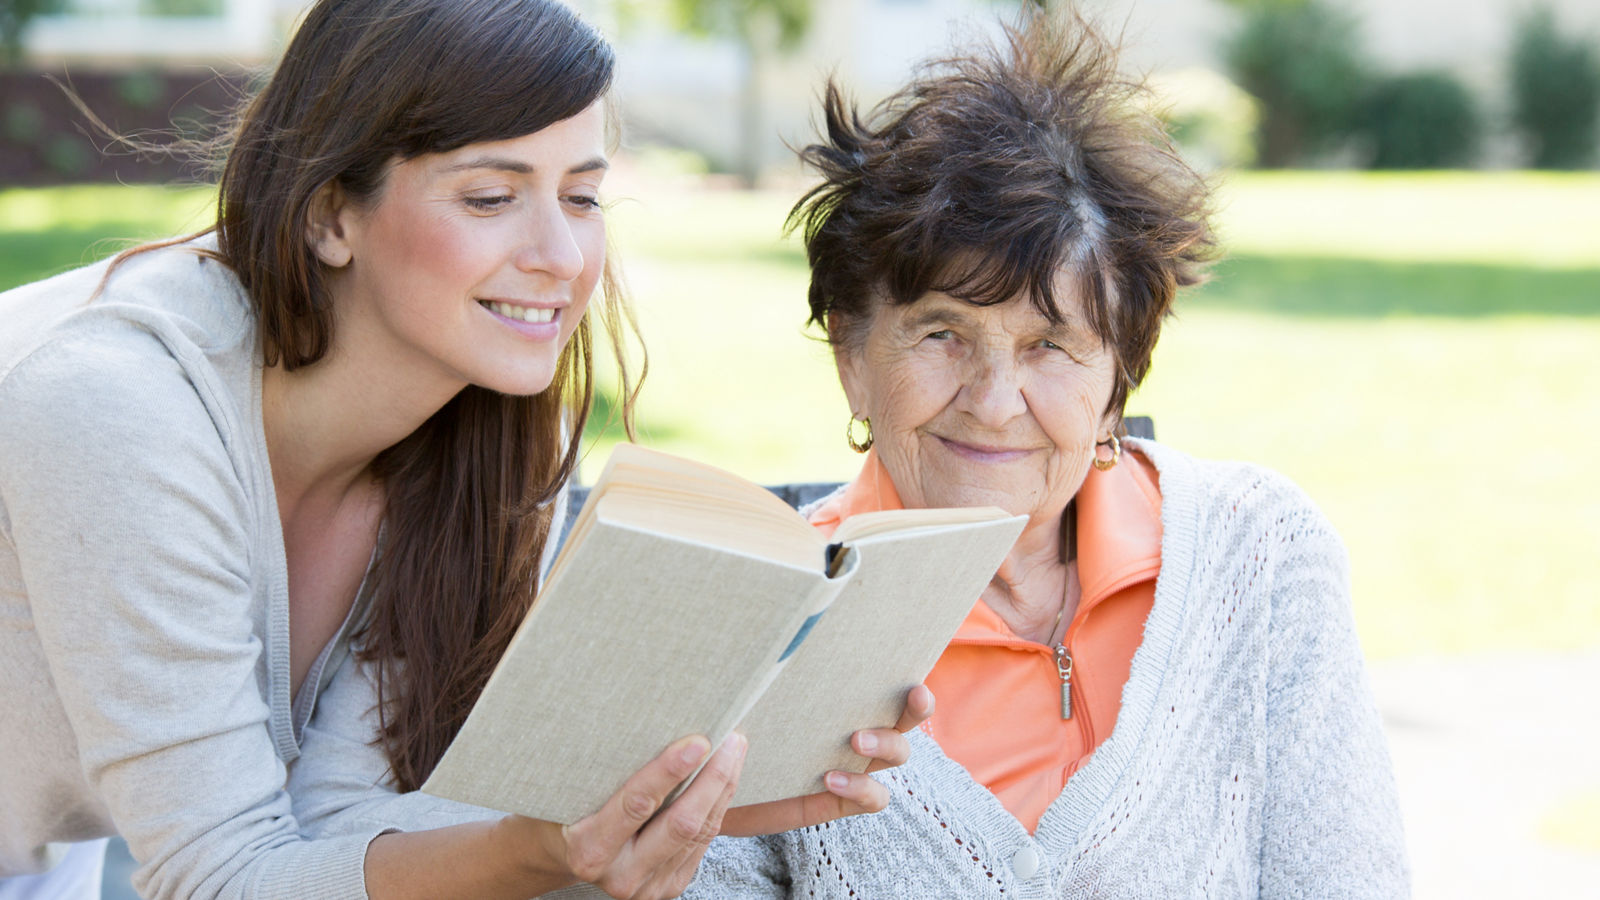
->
[207, 0, 640, 789]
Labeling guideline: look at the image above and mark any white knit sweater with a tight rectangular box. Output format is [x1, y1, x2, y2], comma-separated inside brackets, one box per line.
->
[685, 441, 1409, 899]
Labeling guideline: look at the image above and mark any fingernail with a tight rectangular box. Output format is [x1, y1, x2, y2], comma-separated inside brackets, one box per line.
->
[723, 733, 748, 762]
[825, 772, 849, 792]
[680, 736, 712, 767]
[856, 732, 878, 754]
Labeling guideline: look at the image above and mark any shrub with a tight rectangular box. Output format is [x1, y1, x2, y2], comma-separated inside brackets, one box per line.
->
[0, 68, 249, 185]
[145, 0, 225, 14]
[3, 102, 43, 142]
[1, 0, 66, 65]
[1510, 6, 1600, 169]
[116, 70, 167, 109]
[1222, 0, 1369, 167]
[1360, 71, 1480, 169]
[1150, 67, 1259, 170]
[43, 134, 91, 177]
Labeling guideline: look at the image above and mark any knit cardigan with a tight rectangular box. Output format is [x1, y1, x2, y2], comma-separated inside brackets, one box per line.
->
[1, 242, 558, 898]
[684, 441, 1409, 899]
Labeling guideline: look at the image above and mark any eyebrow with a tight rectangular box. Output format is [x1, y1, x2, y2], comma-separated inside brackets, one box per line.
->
[902, 306, 966, 333]
[1040, 319, 1080, 343]
[443, 155, 610, 175]
[903, 303, 1082, 342]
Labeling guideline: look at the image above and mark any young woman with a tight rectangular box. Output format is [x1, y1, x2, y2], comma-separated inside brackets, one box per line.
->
[0, 2, 920, 898]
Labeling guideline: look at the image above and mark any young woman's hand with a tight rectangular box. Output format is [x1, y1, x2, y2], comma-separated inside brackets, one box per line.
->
[366, 733, 745, 900]
[529, 732, 746, 898]
[719, 684, 934, 836]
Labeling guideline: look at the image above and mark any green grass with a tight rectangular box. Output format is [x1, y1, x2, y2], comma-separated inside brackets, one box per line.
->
[0, 184, 216, 291]
[6, 171, 1598, 660]
[1215, 171, 1600, 269]
[1196, 255, 1600, 318]
[1133, 310, 1600, 658]
[598, 170, 1600, 660]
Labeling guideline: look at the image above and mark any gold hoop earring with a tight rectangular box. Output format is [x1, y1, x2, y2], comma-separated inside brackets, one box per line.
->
[846, 415, 873, 453]
[1093, 433, 1121, 471]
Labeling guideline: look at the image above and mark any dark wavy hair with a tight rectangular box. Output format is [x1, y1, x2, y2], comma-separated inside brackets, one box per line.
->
[789, 8, 1217, 419]
[105, 0, 642, 790]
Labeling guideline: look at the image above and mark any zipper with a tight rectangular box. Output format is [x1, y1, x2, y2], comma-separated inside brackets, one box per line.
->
[1054, 644, 1074, 719]
[1055, 642, 1092, 751]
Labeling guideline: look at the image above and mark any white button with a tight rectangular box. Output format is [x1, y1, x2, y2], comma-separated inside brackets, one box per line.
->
[1011, 845, 1040, 880]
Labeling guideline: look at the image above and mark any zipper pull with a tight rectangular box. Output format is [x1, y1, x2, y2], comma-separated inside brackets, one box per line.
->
[1055, 644, 1073, 720]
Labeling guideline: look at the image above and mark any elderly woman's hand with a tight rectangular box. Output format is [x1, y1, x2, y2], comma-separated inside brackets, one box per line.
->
[718, 684, 934, 836]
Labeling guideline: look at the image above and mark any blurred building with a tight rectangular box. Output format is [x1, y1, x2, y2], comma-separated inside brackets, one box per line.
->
[19, 0, 298, 65]
[583, 0, 1600, 177]
[21, 0, 1600, 77]
[12, 0, 1600, 177]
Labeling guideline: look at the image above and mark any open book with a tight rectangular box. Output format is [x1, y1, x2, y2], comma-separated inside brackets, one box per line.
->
[421, 443, 1025, 824]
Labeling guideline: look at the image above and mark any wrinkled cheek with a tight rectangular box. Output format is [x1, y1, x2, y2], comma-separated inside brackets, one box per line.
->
[1072, 395, 1103, 454]
[877, 364, 956, 422]
[1025, 386, 1099, 455]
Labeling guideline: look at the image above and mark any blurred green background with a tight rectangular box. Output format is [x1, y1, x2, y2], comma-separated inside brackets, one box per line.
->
[4, 0, 1599, 896]
[597, 168, 1600, 665]
[5, 170, 1596, 662]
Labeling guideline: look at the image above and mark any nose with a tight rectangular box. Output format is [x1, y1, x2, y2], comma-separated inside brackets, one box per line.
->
[514, 201, 585, 282]
[959, 348, 1028, 428]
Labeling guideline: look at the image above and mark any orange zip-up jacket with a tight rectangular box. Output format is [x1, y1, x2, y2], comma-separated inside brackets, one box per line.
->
[808, 448, 1161, 833]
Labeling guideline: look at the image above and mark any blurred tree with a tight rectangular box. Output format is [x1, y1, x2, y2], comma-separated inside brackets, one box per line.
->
[1360, 71, 1480, 170]
[2, 0, 66, 66]
[1218, 0, 1367, 167]
[669, 0, 813, 186]
[1510, 5, 1600, 169]
[1150, 67, 1259, 170]
[144, 0, 225, 14]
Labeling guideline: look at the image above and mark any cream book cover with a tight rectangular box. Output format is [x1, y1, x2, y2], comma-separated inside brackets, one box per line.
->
[421, 443, 1024, 824]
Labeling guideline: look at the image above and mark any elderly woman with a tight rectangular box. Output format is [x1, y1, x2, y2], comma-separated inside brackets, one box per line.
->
[689, 12, 1408, 899]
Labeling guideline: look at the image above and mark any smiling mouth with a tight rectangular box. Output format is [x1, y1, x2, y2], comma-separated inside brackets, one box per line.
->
[936, 436, 1037, 461]
[479, 300, 556, 324]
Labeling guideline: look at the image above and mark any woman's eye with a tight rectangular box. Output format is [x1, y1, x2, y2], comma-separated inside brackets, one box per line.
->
[565, 194, 602, 212]
[926, 329, 954, 341]
[1040, 339, 1063, 351]
[464, 194, 513, 212]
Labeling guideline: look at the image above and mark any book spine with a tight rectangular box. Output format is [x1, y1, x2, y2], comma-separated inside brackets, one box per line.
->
[713, 550, 857, 747]
[655, 560, 854, 809]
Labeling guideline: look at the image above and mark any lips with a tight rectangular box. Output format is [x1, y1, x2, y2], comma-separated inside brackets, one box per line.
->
[935, 436, 1038, 462]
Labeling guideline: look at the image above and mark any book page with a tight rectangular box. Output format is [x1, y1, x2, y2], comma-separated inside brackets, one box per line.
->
[422, 519, 842, 824]
[831, 504, 1012, 544]
[729, 513, 1026, 804]
[597, 486, 823, 572]
[594, 444, 807, 521]
[568, 444, 825, 572]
